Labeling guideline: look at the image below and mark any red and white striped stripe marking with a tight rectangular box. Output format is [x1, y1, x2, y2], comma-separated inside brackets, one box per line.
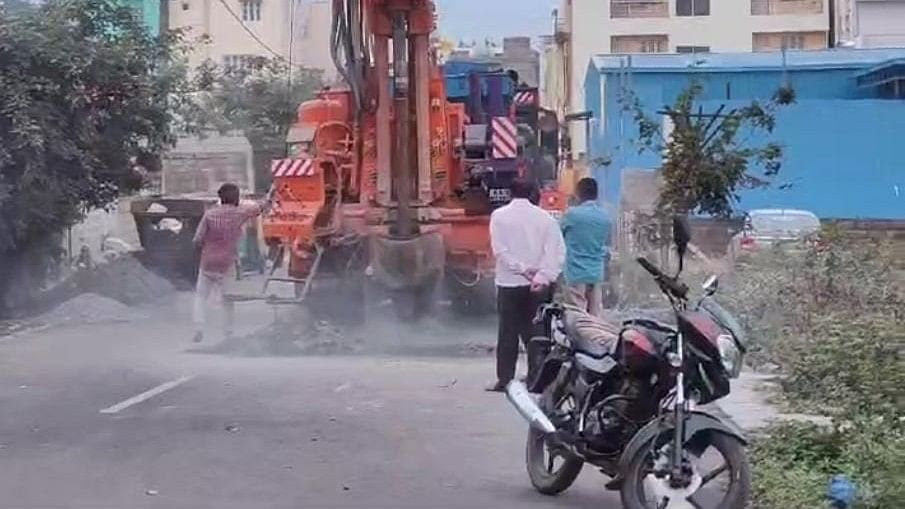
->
[270, 158, 315, 178]
[513, 90, 537, 107]
[491, 117, 518, 159]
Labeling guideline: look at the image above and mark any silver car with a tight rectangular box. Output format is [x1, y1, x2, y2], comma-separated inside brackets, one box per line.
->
[729, 208, 821, 259]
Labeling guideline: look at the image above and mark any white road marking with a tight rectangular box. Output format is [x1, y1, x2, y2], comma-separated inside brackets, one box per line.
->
[99, 375, 194, 414]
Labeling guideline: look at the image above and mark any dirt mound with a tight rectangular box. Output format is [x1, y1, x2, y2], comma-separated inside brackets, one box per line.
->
[82, 255, 175, 305]
[41, 254, 175, 311]
[198, 319, 362, 357]
[40, 293, 147, 325]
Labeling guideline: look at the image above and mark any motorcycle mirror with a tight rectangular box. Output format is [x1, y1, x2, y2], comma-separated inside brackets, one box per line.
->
[672, 215, 691, 262]
[702, 275, 719, 295]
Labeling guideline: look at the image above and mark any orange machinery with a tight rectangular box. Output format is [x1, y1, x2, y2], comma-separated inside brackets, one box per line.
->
[261, 0, 565, 317]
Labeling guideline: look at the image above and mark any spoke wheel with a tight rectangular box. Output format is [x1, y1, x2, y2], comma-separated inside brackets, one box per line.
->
[620, 432, 750, 509]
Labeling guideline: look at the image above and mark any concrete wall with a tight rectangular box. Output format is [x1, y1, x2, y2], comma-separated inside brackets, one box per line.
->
[292, 1, 337, 81]
[500, 37, 541, 87]
[172, 0, 290, 66]
[564, 0, 830, 157]
[856, 0, 905, 48]
[588, 68, 905, 219]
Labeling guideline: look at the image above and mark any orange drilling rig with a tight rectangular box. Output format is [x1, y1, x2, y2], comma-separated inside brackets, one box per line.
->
[260, 0, 564, 318]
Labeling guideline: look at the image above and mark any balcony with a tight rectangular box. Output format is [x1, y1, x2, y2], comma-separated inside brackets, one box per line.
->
[751, 0, 824, 16]
[611, 0, 669, 18]
[611, 35, 669, 53]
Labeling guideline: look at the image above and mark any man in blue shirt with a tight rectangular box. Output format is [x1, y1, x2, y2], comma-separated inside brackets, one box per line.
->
[560, 178, 611, 316]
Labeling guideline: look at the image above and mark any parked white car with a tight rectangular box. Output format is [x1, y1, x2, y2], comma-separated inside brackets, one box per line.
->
[729, 209, 821, 260]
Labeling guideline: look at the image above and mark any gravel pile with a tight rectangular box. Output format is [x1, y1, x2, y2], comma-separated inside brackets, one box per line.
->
[83, 255, 174, 306]
[39, 293, 147, 325]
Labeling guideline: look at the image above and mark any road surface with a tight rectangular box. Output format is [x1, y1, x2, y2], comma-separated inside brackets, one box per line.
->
[0, 289, 774, 509]
[0, 295, 625, 509]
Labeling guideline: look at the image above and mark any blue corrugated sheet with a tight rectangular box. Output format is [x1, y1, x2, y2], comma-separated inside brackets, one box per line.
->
[584, 49, 905, 220]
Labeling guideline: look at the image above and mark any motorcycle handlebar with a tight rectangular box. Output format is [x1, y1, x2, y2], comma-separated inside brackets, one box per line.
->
[636, 257, 664, 279]
[635, 256, 689, 300]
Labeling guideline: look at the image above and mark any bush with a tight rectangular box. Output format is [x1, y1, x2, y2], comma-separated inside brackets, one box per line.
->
[751, 418, 905, 509]
[722, 230, 904, 508]
[723, 230, 902, 375]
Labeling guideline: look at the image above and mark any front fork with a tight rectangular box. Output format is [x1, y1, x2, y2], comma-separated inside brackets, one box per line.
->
[670, 332, 688, 482]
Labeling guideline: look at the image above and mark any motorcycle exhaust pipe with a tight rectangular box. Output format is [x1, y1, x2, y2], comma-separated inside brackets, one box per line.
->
[505, 380, 556, 434]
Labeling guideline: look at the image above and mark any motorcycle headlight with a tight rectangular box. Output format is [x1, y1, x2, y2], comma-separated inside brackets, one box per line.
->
[716, 334, 742, 379]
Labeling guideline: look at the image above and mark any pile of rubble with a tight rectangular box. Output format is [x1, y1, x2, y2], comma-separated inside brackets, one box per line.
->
[204, 318, 362, 357]
[30, 254, 175, 327]
[69, 254, 174, 306]
[39, 293, 147, 325]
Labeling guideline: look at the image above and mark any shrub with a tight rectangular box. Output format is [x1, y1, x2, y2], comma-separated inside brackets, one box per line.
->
[723, 230, 904, 508]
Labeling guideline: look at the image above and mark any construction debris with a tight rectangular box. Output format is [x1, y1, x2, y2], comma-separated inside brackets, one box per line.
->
[39, 293, 147, 326]
[76, 255, 175, 306]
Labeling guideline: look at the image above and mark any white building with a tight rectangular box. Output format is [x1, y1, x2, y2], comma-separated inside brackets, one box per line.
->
[555, 0, 831, 157]
[169, 0, 335, 79]
[836, 0, 905, 48]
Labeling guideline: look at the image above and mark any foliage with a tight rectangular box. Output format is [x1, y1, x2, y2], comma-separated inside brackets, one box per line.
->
[175, 58, 324, 147]
[722, 231, 904, 508]
[172, 58, 324, 191]
[621, 81, 792, 217]
[0, 0, 184, 312]
[723, 230, 903, 380]
[751, 418, 905, 509]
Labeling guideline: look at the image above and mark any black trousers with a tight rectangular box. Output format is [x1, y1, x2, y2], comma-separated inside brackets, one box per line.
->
[496, 285, 553, 384]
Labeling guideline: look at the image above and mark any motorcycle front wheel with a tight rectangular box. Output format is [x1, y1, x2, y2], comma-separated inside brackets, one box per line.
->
[620, 431, 750, 509]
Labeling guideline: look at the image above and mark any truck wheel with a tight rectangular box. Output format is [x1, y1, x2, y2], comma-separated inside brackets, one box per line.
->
[391, 278, 437, 320]
[446, 273, 496, 316]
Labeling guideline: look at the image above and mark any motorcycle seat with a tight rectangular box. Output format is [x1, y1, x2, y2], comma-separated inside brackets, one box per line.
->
[563, 309, 620, 359]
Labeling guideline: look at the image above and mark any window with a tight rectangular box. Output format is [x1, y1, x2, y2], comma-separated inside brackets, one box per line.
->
[612, 35, 668, 54]
[241, 0, 261, 22]
[751, 0, 823, 16]
[610, 0, 669, 19]
[223, 54, 265, 71]
[782, 34, 806, 50]
[753, 31, 827, 51]
[676, 0, 710, 16]
[676, 45, 711, 54]
[641, 39, 666, 53]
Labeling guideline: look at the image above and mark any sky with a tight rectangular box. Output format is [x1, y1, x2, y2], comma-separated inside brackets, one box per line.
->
[434, 0, 557, 44]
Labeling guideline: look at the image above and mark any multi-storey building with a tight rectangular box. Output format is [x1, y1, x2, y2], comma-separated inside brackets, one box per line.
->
[835, 0, 905, 48]
[168, 0, 334, 78]
[553, 0, 831, 157]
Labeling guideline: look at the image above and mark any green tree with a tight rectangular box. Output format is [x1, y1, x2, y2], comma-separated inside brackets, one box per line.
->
[175, 59, 324, 190]
[0, 0, 184, 312]
[623, 81, 794, 217]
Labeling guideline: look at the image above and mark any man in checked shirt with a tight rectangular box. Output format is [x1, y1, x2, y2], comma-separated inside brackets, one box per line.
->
[191, 183, 272, 343]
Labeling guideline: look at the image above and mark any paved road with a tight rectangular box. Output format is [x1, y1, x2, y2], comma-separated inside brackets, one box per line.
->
[0, 297, 625, 509]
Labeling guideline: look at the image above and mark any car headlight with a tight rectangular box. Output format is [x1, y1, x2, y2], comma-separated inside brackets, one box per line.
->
[716, 334, 742, 379]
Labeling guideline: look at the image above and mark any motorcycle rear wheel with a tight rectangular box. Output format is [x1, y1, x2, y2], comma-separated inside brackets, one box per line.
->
[525, 427, 584, 495]
[619, 431, 750, 509]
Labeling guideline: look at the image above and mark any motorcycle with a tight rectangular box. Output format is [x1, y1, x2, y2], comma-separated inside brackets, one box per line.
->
[505, 216, 751, 508]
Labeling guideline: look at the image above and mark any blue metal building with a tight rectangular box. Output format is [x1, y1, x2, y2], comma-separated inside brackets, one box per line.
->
[584, 49, 905, 220]
[121, 0, 162, 36]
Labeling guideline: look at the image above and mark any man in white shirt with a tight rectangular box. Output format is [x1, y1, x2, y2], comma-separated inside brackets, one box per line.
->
[486, 179, 566, 392]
